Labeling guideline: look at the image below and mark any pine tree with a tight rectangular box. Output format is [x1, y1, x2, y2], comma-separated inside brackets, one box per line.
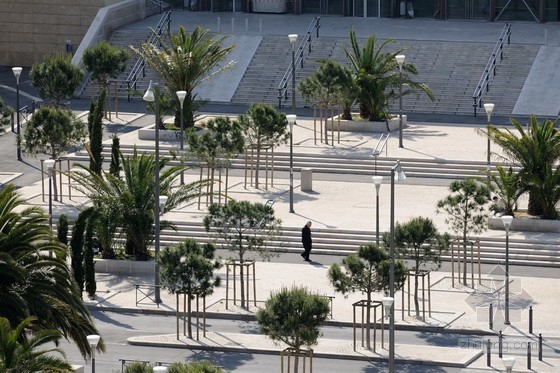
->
[84, 212, 97, 299]
[56, 214, 69, 245]
[109, 135, 121, 176]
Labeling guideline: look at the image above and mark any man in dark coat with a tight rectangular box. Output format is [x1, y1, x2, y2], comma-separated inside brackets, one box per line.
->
[301, 221, 312, 261]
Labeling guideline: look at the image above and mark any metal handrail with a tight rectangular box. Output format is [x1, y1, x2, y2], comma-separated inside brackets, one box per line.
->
[472, 23, 511, 117]
[126, 10, 171, 101]
[371, 133, 390, 174]
[277, 17, 321, 108]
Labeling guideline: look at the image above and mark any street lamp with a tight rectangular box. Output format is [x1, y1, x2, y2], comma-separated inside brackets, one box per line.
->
[288, 34, 298, 113]
[381, 296, 394, 319]
[86, 334, 101, 373]
[502, 356, 516, 373]
[501, 214, 513, 325]
[372, 176, 383, 247]
[286, 114, 296, 214]
[143, 80, 164, 304]
[176, 90, 187, 185]
[395, 55, 405, 149]
[389, 160, 406, 373]
[12, 67, 23, 161]
[484, 103, 494, 184]
[44, 159, 56, 230]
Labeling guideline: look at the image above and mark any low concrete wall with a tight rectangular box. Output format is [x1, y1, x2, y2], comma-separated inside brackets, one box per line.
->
[138, 124, 183, 141]
[95, 258, 155, 275]
[489, 217, 560, 233]
[72, 0, 145, 67]
[327, 115, 407, 133]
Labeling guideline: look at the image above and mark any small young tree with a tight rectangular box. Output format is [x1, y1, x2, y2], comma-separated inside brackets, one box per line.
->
[391, 217, 449, 318]
[437, 178, 490, 285]
[238, 104, 288, 188]
[70, 210, 91, 296]
[203, 200, 281, 309]
[109, 135, 121, 176]
[56, 214, 69, 245]
[328, 243, 407, 349]
[83, 40, 129, 94]
[24, 107, 86, 200]
[158, 239, 221, 339]
[186, 116, 245, 203]
[87, 90, 106, 175]
[257, 286, 330, 373]
[30, 52, 83, 105]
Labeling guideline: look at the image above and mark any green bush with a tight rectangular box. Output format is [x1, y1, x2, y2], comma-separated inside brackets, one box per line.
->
[123, 362, 152, 373]
[168, 361, 223, 373]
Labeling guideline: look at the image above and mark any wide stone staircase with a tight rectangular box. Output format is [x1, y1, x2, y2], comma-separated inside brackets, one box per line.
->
[231, 35, 540, 117]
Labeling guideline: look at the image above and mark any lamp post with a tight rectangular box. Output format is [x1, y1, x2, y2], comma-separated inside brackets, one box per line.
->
[501, 215, 513, 325]
[286, 114, 296, 213]
[484, 103, 494, 184]
[176, 90, 187, 185]
[86, 334, 101, 373]
[288, 34, 298, 113]
[44, 159, 56, 230]
[143, 80, 164, 304]
[389, 160, 406, 373]
[12, 67, 23, 161]
[502, 356, 516, 373]
[395, 55, 405, 148]
[372, 176, 383, 247]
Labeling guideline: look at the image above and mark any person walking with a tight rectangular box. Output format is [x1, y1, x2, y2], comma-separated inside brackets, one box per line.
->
[301, 221, 312, 261]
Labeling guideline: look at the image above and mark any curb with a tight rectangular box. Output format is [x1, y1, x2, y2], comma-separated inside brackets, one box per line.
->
[88, 305, 494, 336]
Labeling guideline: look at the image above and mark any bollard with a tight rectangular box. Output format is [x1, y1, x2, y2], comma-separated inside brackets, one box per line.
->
[259, 19, 262, 36]
[527, 342, 531, 369]
[489, 303, 493, 330]
[498, 331, 503, 358]
[539, 333, 543, 361]
[231, 18, 235, 34]
[245, 18, 248, 35]
[217, 17, 221, 33]
[486, 339, 491, 366]
[529, 305, 533, 334]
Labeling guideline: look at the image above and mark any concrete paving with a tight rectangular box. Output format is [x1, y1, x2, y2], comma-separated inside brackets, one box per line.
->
[8, 112, 560, 372]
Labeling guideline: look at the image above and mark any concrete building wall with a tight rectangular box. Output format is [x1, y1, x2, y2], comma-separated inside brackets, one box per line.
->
[0, 0, 140, 67]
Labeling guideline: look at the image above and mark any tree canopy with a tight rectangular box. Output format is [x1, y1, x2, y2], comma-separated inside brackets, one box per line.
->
[30, 52, 83, 104]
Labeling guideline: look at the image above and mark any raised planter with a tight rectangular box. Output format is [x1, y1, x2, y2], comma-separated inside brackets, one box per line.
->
[327, 115, 407, 133]
[94, 258, 154, 276]
[489, 217, 560, 233]
[138, 123, 182, 142]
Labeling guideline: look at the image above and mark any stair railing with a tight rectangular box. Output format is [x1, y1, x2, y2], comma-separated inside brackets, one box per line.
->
[472, 23, 511, 117]
[277, 17, 320, 109]
[126, 10, 171, 101]
[371, 133, 390, 174]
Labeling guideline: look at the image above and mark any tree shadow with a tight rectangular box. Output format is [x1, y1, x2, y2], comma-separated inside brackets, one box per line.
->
[187, 350, 254, 371]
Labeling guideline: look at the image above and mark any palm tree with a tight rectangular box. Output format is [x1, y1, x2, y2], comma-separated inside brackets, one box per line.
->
[133, 26, 235, 128]
[488, 115, 560, 216]
[345, 29, 434, 121]
[486, 166, 526, 217]
[0, 184, 102, 358]
[0, 316, 73, 372]
[69, 148, 204, 260]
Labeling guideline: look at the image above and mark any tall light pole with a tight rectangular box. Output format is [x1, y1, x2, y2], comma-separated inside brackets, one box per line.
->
[372, 175, 383, 247]
[176, 90, 187, 185]
[484, 103, 494, 185]
[12, 67, 23, 161]
[395, 55, 405, 149]
[501, 215, 513, 325]
[389, 160, 406, 373]
[144, 80, 163, 304]
[286, 114, 296, 213]
[44, 159, 56, 230]
[288, 34, 298, 113]
[86, 334, 101, 373]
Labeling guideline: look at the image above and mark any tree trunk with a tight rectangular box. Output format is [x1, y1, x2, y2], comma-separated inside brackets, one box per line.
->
[210, 167, 215, 205]
[255, 139, 261, 189]
[51, 163, 59, 201]
[527, 190, 543, 216]
[366, 293, 371, 349]
[187, 293, 192, 339]
[239, 249, 246, 309]
[294, 344, 300, 373]
[414, 273, 420, 318]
